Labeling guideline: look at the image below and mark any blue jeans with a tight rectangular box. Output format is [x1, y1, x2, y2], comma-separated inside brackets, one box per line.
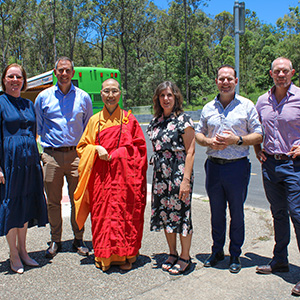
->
[205, 157, 251, 257]
[262, 156, 300, 263]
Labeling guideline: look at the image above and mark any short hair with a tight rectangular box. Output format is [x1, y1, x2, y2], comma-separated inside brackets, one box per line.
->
[1, 63, 27, 92]
[271, 57, 293, 71]
[55, 56, 74, 70]
[217, 64, 237, 78]
[152, 81, 184, 118]
[101, 78, 120, 90]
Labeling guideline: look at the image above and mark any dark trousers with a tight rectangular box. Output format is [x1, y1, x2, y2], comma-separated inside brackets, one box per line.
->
[262, 156, 300, 263]
[205, 158, 251, 257]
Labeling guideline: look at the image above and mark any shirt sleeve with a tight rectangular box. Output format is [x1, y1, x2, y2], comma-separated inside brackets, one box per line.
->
[247, 104, 263, 135]
[195, 108, 207, 135]
[83, 94, 93, 129]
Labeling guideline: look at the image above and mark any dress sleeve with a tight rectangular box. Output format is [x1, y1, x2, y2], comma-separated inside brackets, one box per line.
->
[34, 94, 43, 136]
[178, 113, 194, 135]
[146, 118, 155, 139]
[28, 100, 37, 138]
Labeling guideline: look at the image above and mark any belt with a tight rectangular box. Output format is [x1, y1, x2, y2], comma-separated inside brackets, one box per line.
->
[266, 153, 298, 160]
[44, 146, 76, 152]
[208, 156, 247, 165]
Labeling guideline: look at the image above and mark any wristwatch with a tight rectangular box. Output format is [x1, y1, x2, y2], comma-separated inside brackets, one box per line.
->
[237, 136, 243, 145]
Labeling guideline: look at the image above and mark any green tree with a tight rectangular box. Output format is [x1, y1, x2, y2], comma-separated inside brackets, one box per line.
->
[0, 0, 31, 69]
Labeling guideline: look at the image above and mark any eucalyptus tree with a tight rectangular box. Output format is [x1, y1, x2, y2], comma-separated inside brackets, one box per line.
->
[108, 0, 156, 107]
[276, 4, 300, 84]
[212, 11, 234, 45]
[57, 0, 90, 60]
[238, 10, 277, 94]
[85, 0, 115, 63]
[163, 0, 211, 103]
[25, 0, 54, 74]
[188, 11, 215, 100]
[0, 0, 31, 69]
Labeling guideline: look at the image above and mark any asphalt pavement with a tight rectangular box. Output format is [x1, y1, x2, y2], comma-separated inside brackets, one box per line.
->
[1, 183, 300, 300]
[141, 124, 268, 210]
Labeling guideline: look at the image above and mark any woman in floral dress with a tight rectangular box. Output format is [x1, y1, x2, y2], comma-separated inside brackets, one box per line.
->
[147, 81, 195, 275]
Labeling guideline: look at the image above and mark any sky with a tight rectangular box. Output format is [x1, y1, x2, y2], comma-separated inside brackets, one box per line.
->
[153, 0, 300, 25]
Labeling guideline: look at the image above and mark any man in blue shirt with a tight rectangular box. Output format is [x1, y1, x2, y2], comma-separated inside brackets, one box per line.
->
[195, 65, 263, 273]
[35, 57, 93, 259]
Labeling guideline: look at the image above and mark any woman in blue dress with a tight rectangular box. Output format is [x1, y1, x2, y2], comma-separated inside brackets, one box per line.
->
[0, 63, 48, 274]
[147, 81, 195, 275]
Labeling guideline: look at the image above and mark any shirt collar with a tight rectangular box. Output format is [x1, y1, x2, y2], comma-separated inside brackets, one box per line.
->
[215, 93, 240, 108]
[269, 82, 295, 98]
[54, 82, 75, 96]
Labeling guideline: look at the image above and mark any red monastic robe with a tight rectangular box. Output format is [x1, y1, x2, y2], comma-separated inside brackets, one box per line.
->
[74, 105, 147, 269]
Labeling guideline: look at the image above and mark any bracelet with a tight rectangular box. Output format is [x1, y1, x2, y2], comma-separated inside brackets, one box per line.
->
[183, 177, 190, 182]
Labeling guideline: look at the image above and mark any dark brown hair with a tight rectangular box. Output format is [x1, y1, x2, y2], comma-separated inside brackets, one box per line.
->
[217, 64, 237, 78]
[1, 63, 27, 92]
[55, 56, 74, 70]
[152, 81, 184, 118]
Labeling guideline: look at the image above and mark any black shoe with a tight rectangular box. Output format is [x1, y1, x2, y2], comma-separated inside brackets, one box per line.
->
[229, 256, 241, 273]
[72, 238, 89, 256]
[203, 251, 225, 267]
[45, 242, 62, 259]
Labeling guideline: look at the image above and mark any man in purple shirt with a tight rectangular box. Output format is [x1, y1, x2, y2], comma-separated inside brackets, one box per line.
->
[255, 57, 300, 296]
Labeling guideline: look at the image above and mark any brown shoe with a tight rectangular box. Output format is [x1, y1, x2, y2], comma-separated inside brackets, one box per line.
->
[120, 260, 132, 271]
[45, 242, 62, 259]
[256, 260, 289, 274]
[72, 239, 89, 256]
[292, 281, 300, 295]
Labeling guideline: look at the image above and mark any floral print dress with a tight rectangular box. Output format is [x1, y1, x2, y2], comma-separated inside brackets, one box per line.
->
[147, 112, 194, 236]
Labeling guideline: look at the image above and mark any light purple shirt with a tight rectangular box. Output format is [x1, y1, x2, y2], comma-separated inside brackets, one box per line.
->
[196, 94, 263, 159]
[256, 83, 300, 155]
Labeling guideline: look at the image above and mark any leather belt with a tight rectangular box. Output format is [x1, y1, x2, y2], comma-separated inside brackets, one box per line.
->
[208, 156, 247, 165]
[44, 146, 76, 152]
[266, 153, 297, 160]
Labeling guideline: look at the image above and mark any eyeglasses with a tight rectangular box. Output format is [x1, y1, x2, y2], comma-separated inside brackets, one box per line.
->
[273, 69, 291, 75]
[6, 75, 23, 80]
[102, 89, 120, 95]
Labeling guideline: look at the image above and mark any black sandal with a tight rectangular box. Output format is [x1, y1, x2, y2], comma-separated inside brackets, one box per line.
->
[168, 257, 191, 275]
[162, 253, 178, 272]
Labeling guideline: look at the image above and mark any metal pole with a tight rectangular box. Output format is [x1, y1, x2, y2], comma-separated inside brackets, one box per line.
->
[234, 1, 240, 94]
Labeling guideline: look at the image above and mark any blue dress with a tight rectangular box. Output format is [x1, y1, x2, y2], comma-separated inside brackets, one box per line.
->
[0, 93, 48, 236]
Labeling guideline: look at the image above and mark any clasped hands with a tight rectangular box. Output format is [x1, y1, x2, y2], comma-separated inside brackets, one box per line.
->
[95, 145, 112, 161]
[209, 130, 237, 150]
